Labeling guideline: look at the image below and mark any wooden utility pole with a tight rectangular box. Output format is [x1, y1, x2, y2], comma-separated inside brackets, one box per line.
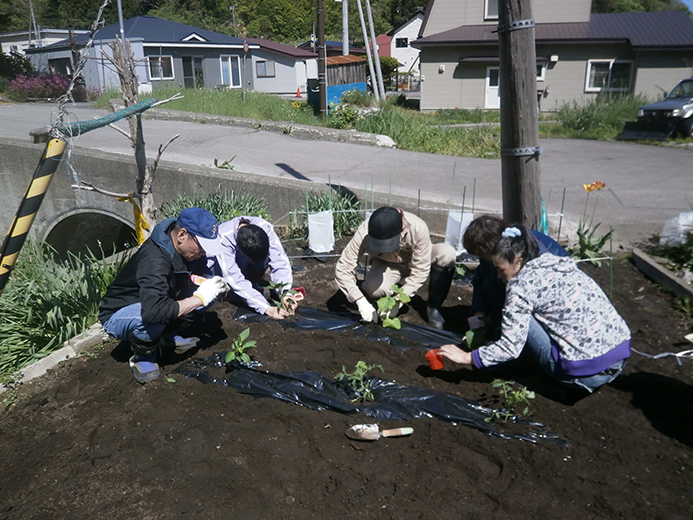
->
[498, 0, 542, 228]
[317, 0, 328, 119]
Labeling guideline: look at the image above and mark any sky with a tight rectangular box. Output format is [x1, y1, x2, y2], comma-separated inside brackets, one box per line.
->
[682, 0, 693, 12]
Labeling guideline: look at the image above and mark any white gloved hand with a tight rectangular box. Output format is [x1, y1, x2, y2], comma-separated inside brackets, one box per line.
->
[356, 297, 378, 323]
[193, 276, 228, 306]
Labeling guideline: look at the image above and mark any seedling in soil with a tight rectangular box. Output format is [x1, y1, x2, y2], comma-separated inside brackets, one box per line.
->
[225, 327, 257, 365]
[376, 285, 411, 330]
[484, 379, 536, 423]
[465, 315, 496, 349]
[335, 361, 384, 402]
[267, 281, 302, 315]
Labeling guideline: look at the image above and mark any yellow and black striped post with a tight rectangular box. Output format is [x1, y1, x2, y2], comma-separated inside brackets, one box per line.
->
[0, 138, 67, 294]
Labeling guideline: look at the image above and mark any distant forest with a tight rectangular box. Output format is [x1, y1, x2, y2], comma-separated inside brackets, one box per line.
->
[1, 0, 690, 45]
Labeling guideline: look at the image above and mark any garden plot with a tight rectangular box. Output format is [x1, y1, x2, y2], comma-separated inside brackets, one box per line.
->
[0, 246, 691, 520]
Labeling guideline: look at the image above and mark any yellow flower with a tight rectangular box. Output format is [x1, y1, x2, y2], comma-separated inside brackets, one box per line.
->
[593, 181, 606, 191]
[584, 183, 595, 193]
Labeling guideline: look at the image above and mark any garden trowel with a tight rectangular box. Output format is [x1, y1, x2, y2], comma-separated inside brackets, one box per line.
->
[345, 424, 414, 441]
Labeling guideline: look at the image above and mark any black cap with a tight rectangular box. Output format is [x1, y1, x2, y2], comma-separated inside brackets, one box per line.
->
[366, 207, 402, 253]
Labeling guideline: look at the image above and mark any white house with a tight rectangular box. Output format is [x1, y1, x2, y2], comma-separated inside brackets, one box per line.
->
[389, 10, 425, 74]
[0, 28, 89, 56]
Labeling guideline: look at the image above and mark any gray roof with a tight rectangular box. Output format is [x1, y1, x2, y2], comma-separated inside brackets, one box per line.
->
[247, 38, 316, 58]
[28, 16, 251, 51]
[413, 11, 693, 50]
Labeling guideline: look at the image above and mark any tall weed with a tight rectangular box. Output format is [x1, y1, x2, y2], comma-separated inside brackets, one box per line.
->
[160, 185, 269, 222]
[356, 107, 500, 158]
[0, 238, 129, 376]
[543, 94, 649, 140]
[288, 189, 362, 240]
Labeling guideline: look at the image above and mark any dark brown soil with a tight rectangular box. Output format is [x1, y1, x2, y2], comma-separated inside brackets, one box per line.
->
[1, 242, 691, 520]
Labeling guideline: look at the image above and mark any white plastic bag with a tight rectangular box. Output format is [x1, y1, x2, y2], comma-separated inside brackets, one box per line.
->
[659, 211, 693, 246]
[308, 210, 335, 253]
[445, 210, 474, 255]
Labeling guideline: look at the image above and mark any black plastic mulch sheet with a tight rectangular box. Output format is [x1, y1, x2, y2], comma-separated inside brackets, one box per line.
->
[173, 353, 566, 445]
[234, 306, 465, 351]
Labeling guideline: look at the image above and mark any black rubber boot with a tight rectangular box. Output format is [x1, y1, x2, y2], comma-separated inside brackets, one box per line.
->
[128, 331, 159, 358]
[128, 331, 160, 384]
[427, 264, 455, 330]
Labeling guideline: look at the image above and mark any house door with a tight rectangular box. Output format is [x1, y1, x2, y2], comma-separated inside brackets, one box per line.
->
[485, 67, 500, 109]
[183, 57, 204, 88]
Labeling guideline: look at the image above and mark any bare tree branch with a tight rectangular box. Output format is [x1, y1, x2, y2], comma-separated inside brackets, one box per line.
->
[71, 181, 137, 199]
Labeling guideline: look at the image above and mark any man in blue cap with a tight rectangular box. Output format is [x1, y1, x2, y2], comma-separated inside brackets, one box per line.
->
[99, 207, 228, 383]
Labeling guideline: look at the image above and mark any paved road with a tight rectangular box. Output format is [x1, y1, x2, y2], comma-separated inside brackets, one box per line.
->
[1, 101, 691, 247]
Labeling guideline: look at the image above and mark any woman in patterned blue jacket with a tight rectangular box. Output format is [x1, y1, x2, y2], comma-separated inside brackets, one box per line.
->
[440, 224, 631, 393]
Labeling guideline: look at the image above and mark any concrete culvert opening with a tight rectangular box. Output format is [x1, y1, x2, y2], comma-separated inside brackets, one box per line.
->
[44, 212, 136, 262]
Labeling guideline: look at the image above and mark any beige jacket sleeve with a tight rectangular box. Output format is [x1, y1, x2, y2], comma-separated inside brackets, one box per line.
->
[399, 212, 432, 297]
[335, 219, 369, 303]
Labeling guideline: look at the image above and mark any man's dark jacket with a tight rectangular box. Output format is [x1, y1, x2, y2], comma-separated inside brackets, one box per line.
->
[99, 218, 206, 325]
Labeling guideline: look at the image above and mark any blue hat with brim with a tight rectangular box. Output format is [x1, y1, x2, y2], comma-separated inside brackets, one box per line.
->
[177, 207, 220, 252]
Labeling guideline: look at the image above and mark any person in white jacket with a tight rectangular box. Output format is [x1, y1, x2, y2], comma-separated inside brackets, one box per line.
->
[203, 216, 296, 320]
[439, 224, 631, 393]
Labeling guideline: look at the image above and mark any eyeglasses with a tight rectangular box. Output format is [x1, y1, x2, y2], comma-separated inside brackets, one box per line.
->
[187, 232, 204, 253]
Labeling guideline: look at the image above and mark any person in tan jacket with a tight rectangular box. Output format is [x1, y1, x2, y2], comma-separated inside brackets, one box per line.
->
[335, 206, 457, 329]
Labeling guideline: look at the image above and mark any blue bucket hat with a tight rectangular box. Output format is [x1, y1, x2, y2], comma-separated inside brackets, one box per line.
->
[177, 207, 219, 252]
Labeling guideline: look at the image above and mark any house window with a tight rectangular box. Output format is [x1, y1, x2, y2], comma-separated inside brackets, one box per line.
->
[536, 63, 546, 82]
[49, 58, 72, 76]
[395, 38, 409, 48]
[485, 0, 498, 20]
[220, 55, 241, 87]
[256, 60, 276, 78]
[148, 56, 174, 80]
[585, 60, 633, 92]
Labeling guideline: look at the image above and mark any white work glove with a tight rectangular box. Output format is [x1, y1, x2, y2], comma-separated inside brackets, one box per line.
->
[193, 276, 228, 306]
[356, 297, 378, 323]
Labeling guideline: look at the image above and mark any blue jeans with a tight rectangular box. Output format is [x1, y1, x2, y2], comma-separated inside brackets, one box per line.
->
[101, 303, 167, 343]
[524, 318, 625, 393]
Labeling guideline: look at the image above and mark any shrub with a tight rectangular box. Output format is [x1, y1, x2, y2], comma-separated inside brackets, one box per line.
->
[327, 103, 360, 129]
[0, 50, 34, 80]
[5, 74, 71, 102]
[341, 88, 372, 107]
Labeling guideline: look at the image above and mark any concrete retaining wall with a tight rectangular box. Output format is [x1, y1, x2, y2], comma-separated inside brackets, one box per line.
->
[0, 137, 451, 252]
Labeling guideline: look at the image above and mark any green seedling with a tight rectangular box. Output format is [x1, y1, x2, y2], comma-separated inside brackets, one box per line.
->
[165, 376, 176, 383]
[485, 379, 536, 423]
[267, 281, 301, 315]
[376, 285, 411, 330]
[464, 315, 495, 349]
[224, 327, 257, 365]
[334, 361, 384, 402]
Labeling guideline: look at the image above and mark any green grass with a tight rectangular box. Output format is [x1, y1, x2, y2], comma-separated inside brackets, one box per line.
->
[96, 89, 671, 159]
[159, 185, 270, 222]
[286, 189, 363, 240]
[540, 94, 650, 140]
[124, 87, 321, 126]
[0, 238, 129, 377]
[356, 106, 501, 158]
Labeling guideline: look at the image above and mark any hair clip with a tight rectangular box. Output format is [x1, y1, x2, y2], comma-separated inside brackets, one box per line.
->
[502, 227, 521, 238]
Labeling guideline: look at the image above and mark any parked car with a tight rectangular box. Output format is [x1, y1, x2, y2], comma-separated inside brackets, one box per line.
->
[619, 78, 693, 140]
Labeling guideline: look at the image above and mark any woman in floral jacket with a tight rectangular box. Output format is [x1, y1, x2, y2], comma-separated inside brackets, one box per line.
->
[440, 225, 631, 393]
